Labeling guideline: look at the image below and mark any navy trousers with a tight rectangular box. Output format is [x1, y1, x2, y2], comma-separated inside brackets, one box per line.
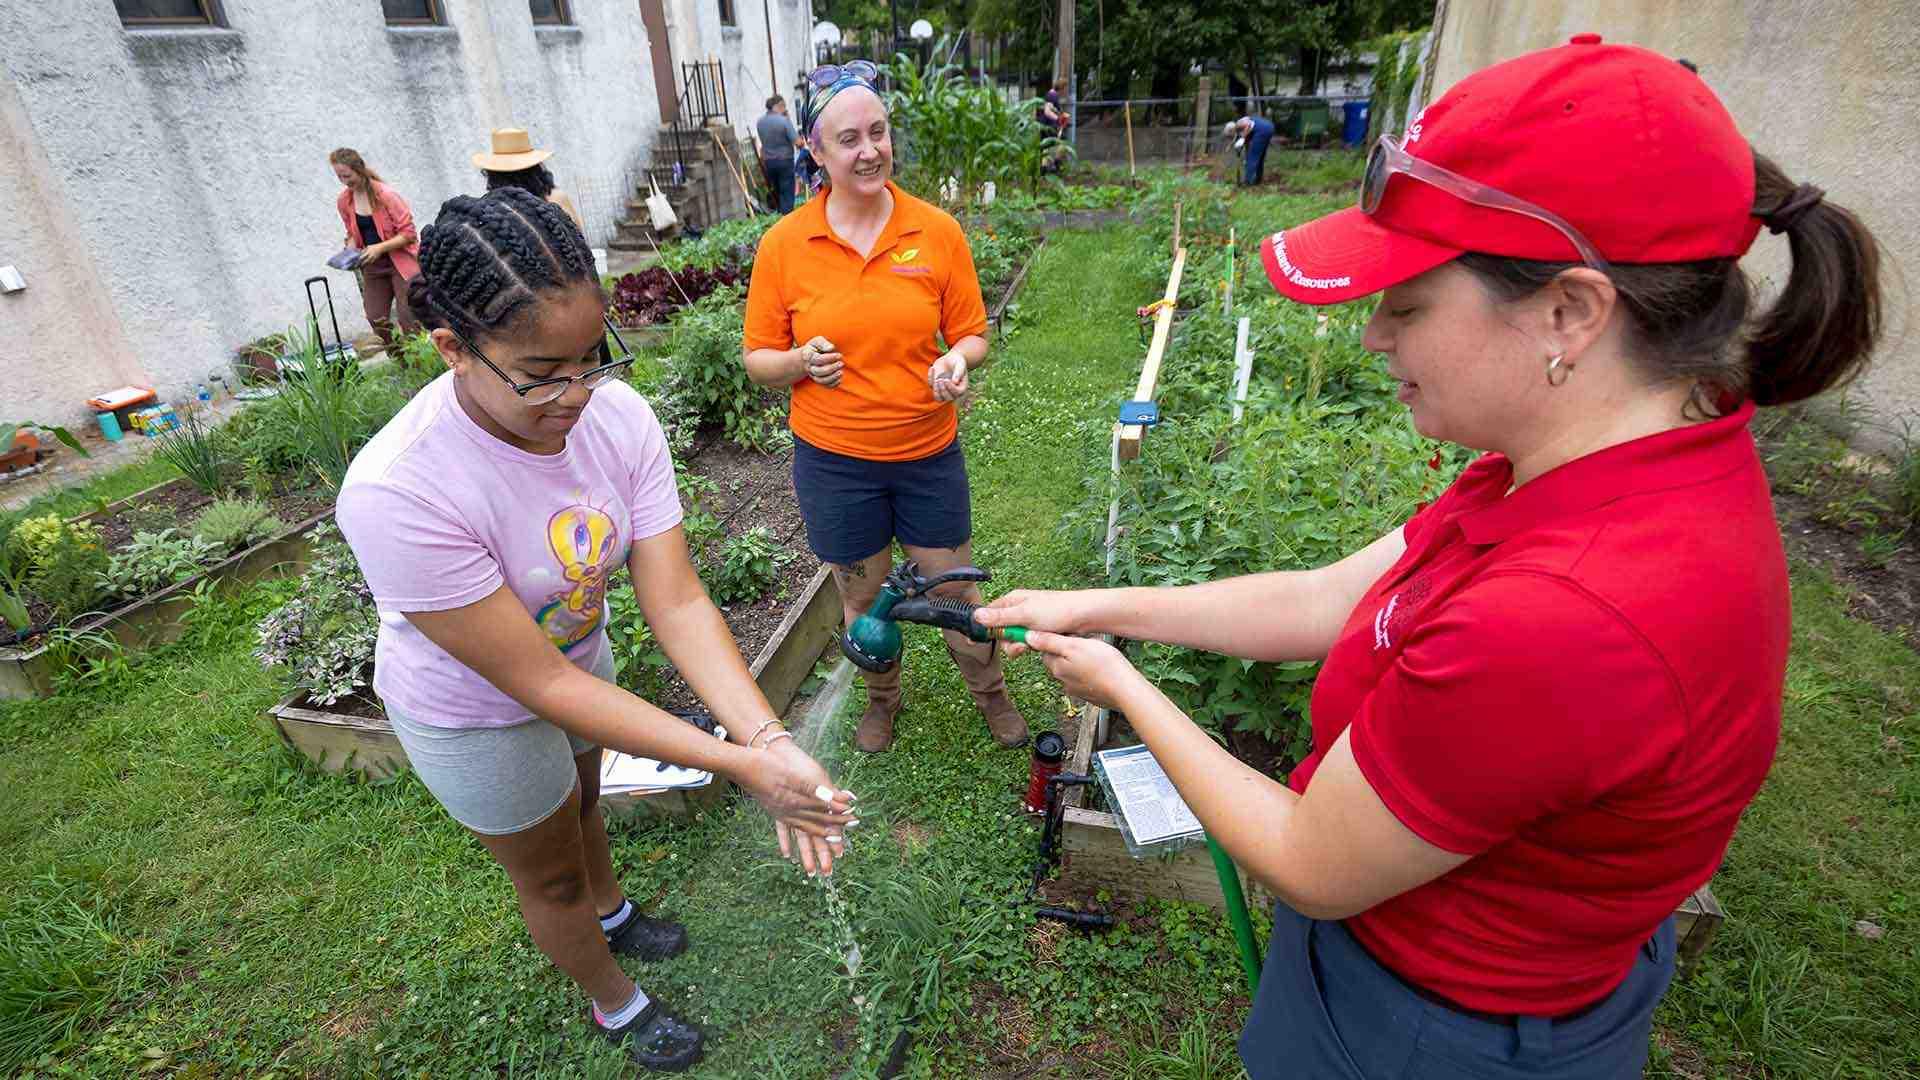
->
[1239, 901, 1677, 1079]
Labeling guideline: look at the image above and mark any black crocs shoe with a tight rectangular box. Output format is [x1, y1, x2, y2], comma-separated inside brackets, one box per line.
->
[597, 998, 705, 1073]
[606, 909, 689, 961]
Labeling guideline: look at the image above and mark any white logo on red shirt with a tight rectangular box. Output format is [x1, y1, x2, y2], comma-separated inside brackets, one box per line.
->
[1373, 592, 1401, 650]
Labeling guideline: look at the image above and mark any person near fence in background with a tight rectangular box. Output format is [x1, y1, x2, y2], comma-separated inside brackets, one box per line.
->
[980, 35, 1883, 1079]
[756, 95, 799, 214]
[1224, 113, 1277, 186]
[329, 147, 421, 354]
[741, 60, 1029, 754]
[336, 187, 857, 1072]
[474, 127, 586, 234]
[1037, 77, 1071, 174]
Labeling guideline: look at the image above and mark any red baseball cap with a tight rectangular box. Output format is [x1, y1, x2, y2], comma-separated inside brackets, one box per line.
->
[1260, 34, 1765, 305]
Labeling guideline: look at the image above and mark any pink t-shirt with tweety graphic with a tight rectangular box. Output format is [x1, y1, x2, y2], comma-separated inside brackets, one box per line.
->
[336, 372, 682, 728]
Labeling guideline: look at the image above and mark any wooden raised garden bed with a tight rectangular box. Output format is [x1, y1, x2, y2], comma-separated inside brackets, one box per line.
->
[986, 236, 1046, 335]
[1, 477, 334, 700]
[267, 564, 843, 818]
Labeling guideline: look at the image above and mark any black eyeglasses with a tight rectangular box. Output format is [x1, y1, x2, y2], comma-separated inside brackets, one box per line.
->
[808, 59, 878, 89]
[454, 316, 636, 406]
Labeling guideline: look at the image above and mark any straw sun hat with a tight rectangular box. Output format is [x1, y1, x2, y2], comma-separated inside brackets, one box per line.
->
[472, 128, 553, 171]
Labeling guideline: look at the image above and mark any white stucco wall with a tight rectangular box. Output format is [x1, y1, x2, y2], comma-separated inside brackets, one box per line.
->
[1428, 0, 1920, 445]
[0, 0, 813, 432]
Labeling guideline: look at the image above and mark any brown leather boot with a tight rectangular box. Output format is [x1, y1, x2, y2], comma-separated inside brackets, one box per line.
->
[855, 663, 904, 753]
[943, 630, 1030, 748]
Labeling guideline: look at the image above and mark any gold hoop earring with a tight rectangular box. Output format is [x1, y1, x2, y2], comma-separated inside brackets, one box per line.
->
[1546, 353, 1571, 387]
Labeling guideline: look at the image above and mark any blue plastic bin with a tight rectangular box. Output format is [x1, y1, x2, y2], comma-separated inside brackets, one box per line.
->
[1342, 101, 1372, 146]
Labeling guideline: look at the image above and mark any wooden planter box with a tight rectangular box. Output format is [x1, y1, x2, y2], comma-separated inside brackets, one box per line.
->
[0, 480, 333, 700]
[266, 564, 845, 819]
[986, 237, 1046, 335]
[1055, 703, 1726, 966]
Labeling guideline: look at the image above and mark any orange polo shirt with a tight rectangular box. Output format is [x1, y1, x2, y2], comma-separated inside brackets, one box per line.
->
[743, 181, 988, 462]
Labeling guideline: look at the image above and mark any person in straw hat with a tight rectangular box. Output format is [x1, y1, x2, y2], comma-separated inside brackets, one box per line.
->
[475, 127, 585, 234]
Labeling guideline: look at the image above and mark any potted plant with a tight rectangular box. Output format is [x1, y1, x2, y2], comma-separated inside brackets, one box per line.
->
[0, 421, 88, 475]
[234, 331, 292, 383]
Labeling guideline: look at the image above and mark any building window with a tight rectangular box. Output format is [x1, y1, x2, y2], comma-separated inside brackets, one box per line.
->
[717, 0, 736, 26]
[530, 0, 572, 24]
[115, 0, 221, 25]
[382, 0, 442, 26]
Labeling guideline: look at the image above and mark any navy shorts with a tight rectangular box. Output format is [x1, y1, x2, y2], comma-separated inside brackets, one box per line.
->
[791, 435, 972, 565]
[1239, 900, 1677, 1079]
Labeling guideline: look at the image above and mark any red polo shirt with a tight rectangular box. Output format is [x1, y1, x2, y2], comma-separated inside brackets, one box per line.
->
[1290, 402, 1786, 1015]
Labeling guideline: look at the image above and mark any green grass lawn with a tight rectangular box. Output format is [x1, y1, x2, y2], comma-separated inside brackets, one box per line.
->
[4, 176, 1918, 1078]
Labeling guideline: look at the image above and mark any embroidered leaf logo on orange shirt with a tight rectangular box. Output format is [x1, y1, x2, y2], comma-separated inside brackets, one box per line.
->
[890, 248, 921, 264]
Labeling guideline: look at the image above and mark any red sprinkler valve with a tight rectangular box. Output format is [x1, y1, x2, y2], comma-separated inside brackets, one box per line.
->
[1023, 731, 1068, 814]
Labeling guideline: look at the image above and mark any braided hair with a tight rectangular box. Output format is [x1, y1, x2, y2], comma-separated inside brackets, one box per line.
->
[406, 187, 598, 343]
[481, 162, 557, 199]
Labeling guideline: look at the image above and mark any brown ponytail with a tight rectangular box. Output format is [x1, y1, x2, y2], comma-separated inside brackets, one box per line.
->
[1744, 154, 1884, 406]
[328, 147, 386, 214]
[1456, 150, 1885, 410]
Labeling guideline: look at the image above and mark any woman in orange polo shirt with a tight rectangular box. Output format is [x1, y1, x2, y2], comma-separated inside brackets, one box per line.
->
[742, 62, 1027, 754]
[979, 38, 1884, 1078]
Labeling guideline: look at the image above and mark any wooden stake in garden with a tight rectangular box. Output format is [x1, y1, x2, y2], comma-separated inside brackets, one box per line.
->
[1124, 99, 1136, 179]
[709, 128, 760, 217]
[1120, 246, 1187, 460]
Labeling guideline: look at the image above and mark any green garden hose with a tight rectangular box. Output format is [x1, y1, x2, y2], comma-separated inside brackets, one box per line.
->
[1208, 836, 1263, 996]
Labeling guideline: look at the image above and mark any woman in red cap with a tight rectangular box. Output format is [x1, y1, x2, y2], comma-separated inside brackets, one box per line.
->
[980, 36, 1883, 1078]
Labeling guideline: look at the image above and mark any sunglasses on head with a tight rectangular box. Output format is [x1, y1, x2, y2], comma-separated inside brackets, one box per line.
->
[808, 59, 878, 89]
[1363, 135, 1610, 272]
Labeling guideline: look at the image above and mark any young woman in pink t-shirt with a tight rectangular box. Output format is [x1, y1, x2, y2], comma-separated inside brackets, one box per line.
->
[335, 187, 853, 1073]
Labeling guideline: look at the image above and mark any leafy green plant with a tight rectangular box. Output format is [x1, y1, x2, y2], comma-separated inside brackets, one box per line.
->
[388, 331, 447, 397]
[6, 514, 74, 574]
[703, 526, 793, 605]
[191, 497, 286, 552]
[656, 215, 778, 273]
[882, 46, 1066, 206]
[0, 421, 89, 461]
[149, 403, 226, 493]
[677, 467, 725, 561]
[254, 523, 379, 704]
[605, 569, 669, 698]
[0, 564, 29, 635]
[240, 326, 406, 491]
[23, 529, 110, 625]
[658, 287, 787, 453]
[99, 529, 223, 598]
[1071, 294, 1456, 755]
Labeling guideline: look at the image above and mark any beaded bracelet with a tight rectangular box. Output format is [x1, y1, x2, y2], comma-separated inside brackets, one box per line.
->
[747, 718, 786, 748]
[759, 730, 795, 749]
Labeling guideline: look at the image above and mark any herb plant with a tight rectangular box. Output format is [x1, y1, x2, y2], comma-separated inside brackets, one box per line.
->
[99, 530, 223, 598]
[191, 497, 286, 552]
[703, 526, 793, 605]
[253, 523, 379, 705]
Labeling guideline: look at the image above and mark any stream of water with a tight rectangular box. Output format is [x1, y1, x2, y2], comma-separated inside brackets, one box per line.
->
[793, 657, 873, 1014]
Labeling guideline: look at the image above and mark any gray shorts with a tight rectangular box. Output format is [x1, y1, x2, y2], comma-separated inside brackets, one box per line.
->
[383, 654, 609, 836]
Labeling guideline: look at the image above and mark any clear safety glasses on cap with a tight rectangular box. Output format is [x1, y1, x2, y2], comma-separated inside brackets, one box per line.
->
[808, 59, 878, 89]
[1362, 135, 1611, 273]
